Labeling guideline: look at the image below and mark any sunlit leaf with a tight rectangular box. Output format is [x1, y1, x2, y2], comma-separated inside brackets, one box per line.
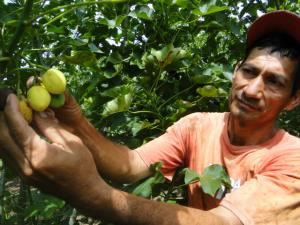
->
[197, 85, 218, 97]
[128, 5, 154, 20]
[102, 93, 133, 117]
[99, 15, 127, 29]
[63, 51, 97, 67]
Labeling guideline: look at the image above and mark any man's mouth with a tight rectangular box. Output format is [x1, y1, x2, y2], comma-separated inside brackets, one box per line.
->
[237, 98, 260, 112]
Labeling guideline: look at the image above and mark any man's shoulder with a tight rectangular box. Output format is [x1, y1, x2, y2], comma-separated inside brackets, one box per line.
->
[279, 130, 300, 147]
[180, 112, 228, 122]
[172, 112, 228, 132]
[262, 130, 300, 163]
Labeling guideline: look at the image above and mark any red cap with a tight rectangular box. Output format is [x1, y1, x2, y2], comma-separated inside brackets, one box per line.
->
[247, 10, 300, 49]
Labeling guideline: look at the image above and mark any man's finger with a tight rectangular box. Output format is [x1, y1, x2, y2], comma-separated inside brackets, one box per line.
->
[4, 94, 42, 149]
[34, 112, 82, 147]
[26, 76, 35, 88]
[53, 90, 83, 123]
[0, 113, 33, 175]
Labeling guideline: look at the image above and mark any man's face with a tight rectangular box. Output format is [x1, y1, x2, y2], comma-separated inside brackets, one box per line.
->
[229, 47, 298, 124]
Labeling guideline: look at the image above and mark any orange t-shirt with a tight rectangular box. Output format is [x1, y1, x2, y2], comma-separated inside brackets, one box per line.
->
[135, 112, 300, 225]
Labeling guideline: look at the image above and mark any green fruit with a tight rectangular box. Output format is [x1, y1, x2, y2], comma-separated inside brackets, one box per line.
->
[27, 86, 51, 112]
[50, 94, 65, 108]
[42, 68, 66, 94]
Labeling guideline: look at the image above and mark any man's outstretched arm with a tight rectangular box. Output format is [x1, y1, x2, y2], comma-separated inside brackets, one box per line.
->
[77, 181, 242, 225]
[0, 94, 243, 225]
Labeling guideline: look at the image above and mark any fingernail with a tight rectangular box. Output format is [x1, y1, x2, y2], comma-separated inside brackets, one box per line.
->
[39, 112, 48, 118]
[6, 93, 14, 103]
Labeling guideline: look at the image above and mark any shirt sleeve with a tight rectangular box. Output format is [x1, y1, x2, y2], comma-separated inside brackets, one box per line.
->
[135, 115, 191, 180]
[220, 148, 300, 225]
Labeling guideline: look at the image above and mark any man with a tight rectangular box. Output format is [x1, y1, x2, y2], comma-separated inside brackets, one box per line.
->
[0, 10, 300, 225]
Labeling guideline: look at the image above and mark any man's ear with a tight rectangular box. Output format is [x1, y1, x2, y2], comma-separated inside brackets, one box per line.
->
[285, 90, 300, 111]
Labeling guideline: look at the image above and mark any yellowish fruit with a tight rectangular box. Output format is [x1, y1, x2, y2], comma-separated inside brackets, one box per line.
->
[19, 100, 33, 123]
[42, 68, 66, 94]
[27, 86, 51, 112]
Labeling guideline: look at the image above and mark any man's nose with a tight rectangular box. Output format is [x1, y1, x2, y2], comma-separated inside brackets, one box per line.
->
[244, 76, 264, 99]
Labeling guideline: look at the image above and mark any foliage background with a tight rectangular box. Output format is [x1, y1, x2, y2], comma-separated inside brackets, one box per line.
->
[0, 0, 300, 224]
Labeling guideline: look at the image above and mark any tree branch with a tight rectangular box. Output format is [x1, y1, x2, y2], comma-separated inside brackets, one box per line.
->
[6, 0, 34, 57]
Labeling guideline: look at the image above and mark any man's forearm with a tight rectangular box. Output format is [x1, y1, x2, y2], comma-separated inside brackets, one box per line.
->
[75, 117, 151, 183]
[73, 179, 236, 225]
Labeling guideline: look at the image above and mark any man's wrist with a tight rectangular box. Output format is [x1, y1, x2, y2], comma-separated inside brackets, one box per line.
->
[74, 117, 94, 139]
[74, 117, 106, 151]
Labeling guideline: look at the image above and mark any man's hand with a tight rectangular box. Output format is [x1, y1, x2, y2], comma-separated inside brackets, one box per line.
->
[0, 94, 104, 203]
[52, 91, 151, 184]
[52, 90, 84, 128]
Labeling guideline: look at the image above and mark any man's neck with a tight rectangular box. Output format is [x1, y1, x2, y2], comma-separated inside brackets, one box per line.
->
[227, 114, 278, 146]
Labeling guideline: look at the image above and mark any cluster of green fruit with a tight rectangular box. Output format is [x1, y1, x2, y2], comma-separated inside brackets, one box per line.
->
[19, 68, 66, 123]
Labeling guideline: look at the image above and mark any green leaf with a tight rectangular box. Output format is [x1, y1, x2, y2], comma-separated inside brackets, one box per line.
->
[128, 120, 153, 136]
[197, 85, 218, 97]
[175, 99, 194, 109]
[199, 174, 222, 197]
[151, 44, 173, 62]
[173, 0, 192, 8]
[99, 15, 127, 29]
[107, 51, 123, 64]
[199, 164, 231, 197]
[150, 44, 185, 68]
[149, 161, 163, 173]
[128, 6, 154, 20]
[68, 38, 89, 47]
[101, 85, 134, 98]
[199, 21, 223, 29]
[47, 25, 65, 34]
[25, 192, 65, 220]
[182, 168, 201, 184]
[193, 5, 228, 16]
[88, 43, 103, 53]
[63, 50, 97, 67]
[102, 93, 133, 117]
[132, 162, 165, 198]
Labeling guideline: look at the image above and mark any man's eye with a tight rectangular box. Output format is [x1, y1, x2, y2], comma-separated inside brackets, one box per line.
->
[241, 68, 255, 77]
[267, 77, 283, 87]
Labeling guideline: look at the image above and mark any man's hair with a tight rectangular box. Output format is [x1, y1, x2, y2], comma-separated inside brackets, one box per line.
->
[240, 32, 300, 96]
